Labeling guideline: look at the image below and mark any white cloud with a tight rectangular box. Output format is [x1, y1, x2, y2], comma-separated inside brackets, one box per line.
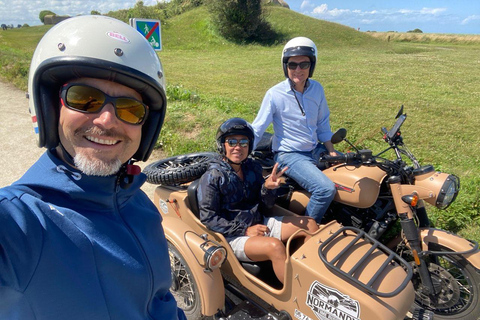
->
[303, 4, 460, 31]
[300, 0, 314, 11]
[461, 15, 480, 25]
[420, 7, 447, 15]
[312, 4, 328, 14]
[0, 0, 162, 26]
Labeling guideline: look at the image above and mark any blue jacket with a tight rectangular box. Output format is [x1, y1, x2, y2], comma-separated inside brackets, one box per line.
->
[0, 150, 185, 320]
[197, 158, 275, 240]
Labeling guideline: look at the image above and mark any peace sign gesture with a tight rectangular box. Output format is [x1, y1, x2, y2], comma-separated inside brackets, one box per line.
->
[264, 163, 288, 190]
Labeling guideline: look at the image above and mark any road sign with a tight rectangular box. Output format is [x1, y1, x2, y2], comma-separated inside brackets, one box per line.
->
[129, 18, 162, 51]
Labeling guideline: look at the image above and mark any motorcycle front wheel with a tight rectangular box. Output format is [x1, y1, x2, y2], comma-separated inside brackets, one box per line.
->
[168, 242, 203, 319]
[410, 243, 480, 320]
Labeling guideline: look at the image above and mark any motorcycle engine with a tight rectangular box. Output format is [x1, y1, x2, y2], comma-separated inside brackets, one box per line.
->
[326, 198, 398, 240]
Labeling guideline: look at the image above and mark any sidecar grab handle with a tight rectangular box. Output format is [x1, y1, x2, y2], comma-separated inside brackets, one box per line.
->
[318, 226, 413, 297]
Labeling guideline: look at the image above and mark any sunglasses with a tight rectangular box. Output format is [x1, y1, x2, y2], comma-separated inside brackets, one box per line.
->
[59, 83, 149, 125]
[226, 139, 249, 148]
[287, 61, 311, 70]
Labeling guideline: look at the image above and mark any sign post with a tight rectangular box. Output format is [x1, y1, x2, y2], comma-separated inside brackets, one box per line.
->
[129, 18, 162, 51]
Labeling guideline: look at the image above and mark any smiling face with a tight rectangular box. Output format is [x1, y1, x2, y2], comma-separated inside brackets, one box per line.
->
[287, 55, 311, 90]
[57, 78, 142, 176]
[224, 134, 249, 164]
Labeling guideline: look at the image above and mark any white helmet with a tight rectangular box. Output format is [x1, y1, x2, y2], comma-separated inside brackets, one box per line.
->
[28, 15, 166, 162]
[281, 36, 317, 78]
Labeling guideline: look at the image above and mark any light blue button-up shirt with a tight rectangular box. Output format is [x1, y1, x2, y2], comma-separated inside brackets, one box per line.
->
[252, 78, 333, 152]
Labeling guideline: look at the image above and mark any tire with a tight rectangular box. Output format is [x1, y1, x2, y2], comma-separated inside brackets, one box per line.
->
[144, 152, 220, 186]
[168, 242, 203, 320]
[408, 244, 480, 319]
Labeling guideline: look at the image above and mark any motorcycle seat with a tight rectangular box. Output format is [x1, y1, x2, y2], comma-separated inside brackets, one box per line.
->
[253, 132, 273, 152]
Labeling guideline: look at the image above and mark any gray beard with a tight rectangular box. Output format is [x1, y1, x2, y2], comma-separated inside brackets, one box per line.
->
[73, 153, 123, 176]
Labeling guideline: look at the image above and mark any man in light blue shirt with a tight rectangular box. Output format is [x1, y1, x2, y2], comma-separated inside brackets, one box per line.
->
[252, 37, 336, 223]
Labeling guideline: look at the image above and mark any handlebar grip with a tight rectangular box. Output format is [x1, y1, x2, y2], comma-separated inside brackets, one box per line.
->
[321, 150, 373, 165]
[321, 153, 357, 163]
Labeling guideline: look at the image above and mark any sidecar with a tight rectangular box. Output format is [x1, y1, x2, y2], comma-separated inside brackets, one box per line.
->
[152, 179, 416, 320]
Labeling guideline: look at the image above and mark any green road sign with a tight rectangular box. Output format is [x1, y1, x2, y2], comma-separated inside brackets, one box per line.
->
[129, 18, 162, 51]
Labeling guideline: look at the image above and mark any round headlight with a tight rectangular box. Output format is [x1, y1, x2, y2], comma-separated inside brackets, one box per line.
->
[204, 246, 227, 271]
[436, 175, 460, 209]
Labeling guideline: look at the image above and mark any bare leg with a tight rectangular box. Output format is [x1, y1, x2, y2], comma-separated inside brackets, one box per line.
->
[244, 236, 287, 283]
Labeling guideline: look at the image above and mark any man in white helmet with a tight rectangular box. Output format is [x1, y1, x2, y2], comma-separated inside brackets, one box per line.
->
[252, 37, 337, 223]
[0, 16, 185, 319]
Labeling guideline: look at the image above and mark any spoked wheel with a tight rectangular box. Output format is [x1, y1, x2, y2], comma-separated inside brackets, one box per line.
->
[144, 152, 220, 186]
[168, 242, 203, 319]
[409, 244, 480, 319]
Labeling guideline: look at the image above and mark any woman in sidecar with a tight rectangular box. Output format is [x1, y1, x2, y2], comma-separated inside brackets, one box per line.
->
[197, 118, 318, 284]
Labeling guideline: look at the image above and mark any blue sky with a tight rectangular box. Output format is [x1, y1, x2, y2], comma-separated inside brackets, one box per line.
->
[0, 0, 478, 34]
[288, 0, 480, 34]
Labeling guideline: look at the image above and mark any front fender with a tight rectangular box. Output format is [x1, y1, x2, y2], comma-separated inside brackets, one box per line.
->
[420, 228, 480, 269]
[163, 215, 225, 316]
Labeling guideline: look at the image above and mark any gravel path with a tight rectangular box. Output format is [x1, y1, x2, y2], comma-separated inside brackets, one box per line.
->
[0, 81, 162, 200]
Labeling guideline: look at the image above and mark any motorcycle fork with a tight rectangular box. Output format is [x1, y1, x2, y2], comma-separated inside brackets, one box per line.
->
[388, 177, 438, 297]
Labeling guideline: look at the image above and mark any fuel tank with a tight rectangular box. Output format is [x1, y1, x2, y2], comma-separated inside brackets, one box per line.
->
[323, 165, 387, 208]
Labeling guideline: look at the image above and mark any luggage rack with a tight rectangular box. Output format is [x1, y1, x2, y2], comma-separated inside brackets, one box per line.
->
[318, 226, 413, 297]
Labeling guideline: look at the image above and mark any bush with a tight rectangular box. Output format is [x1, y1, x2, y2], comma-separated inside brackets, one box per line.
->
[407, 28, 423, 33]
[39, 10, 56, 24]
[208, 0, 277, 43]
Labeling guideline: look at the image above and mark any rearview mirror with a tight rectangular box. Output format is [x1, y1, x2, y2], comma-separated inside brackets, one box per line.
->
[331, 128, 347, 144]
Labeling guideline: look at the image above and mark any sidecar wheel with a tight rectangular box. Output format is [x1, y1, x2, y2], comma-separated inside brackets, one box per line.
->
[410, 244, 480, 320]
[168, 242, 203, 319]
[144, 152, 220, 186]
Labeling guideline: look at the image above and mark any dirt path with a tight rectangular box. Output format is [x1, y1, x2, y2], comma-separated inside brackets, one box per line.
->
[0, 81, 162, 200]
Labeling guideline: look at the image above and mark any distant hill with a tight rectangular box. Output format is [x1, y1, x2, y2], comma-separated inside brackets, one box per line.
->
[160, 6, 383, 50]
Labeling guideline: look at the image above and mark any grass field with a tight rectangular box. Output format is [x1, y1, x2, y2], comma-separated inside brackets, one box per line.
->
[0, 6, 478, 240]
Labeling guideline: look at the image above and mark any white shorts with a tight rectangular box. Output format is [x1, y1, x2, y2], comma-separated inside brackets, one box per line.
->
[228, 216, 284, 262]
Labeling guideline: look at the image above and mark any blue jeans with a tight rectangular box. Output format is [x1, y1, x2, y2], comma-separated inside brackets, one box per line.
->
[274, 144, 336, 223]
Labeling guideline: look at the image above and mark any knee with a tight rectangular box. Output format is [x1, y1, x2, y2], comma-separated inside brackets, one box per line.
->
[267, 239, 286, 260]
[311, 181, 336, 197]
[307, 218, 319, 232]
[325, 182, 336, 198]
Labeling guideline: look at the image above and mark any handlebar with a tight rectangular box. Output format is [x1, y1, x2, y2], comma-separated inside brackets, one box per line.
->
[321, 150, 373, 165]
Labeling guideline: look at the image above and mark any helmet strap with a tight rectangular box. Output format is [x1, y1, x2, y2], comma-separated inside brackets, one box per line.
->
[223, 156, 244, 166]
[57, 143, 76, 167]
[118, 159, 141, 189]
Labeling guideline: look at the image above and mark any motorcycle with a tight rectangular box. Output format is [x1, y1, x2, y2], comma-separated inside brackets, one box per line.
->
[250, 106, 480, 319]
[145, 156, 418, 320]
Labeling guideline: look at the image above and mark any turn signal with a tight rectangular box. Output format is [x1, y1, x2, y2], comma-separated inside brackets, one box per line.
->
[402, 193, 419, 207]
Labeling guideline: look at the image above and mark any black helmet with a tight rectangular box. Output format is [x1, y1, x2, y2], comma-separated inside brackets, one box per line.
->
[281, 36, 317, 78]
[216, 118, 255, 155]
[27, 15, 166, 162]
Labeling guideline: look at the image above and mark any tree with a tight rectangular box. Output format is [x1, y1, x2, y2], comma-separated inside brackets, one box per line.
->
[208, 0, 277, 43]
[39, 10, 56, 24]
[407, 28, 423, 33]
[91, 10, 101, 15]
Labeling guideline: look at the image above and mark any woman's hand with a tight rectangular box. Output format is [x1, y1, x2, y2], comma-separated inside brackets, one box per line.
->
[245, 224, 270, 237]
[264, 163, 288, 190]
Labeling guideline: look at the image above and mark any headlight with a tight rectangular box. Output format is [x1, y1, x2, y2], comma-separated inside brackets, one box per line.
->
[204, 246, 227, 271]
[436, 175, 460, 209]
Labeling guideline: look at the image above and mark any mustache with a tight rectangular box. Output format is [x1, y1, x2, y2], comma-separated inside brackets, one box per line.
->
[76, 126, 130, 141]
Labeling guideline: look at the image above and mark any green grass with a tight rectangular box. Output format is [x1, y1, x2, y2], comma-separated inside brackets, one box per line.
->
[0, 6, 478, 240]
